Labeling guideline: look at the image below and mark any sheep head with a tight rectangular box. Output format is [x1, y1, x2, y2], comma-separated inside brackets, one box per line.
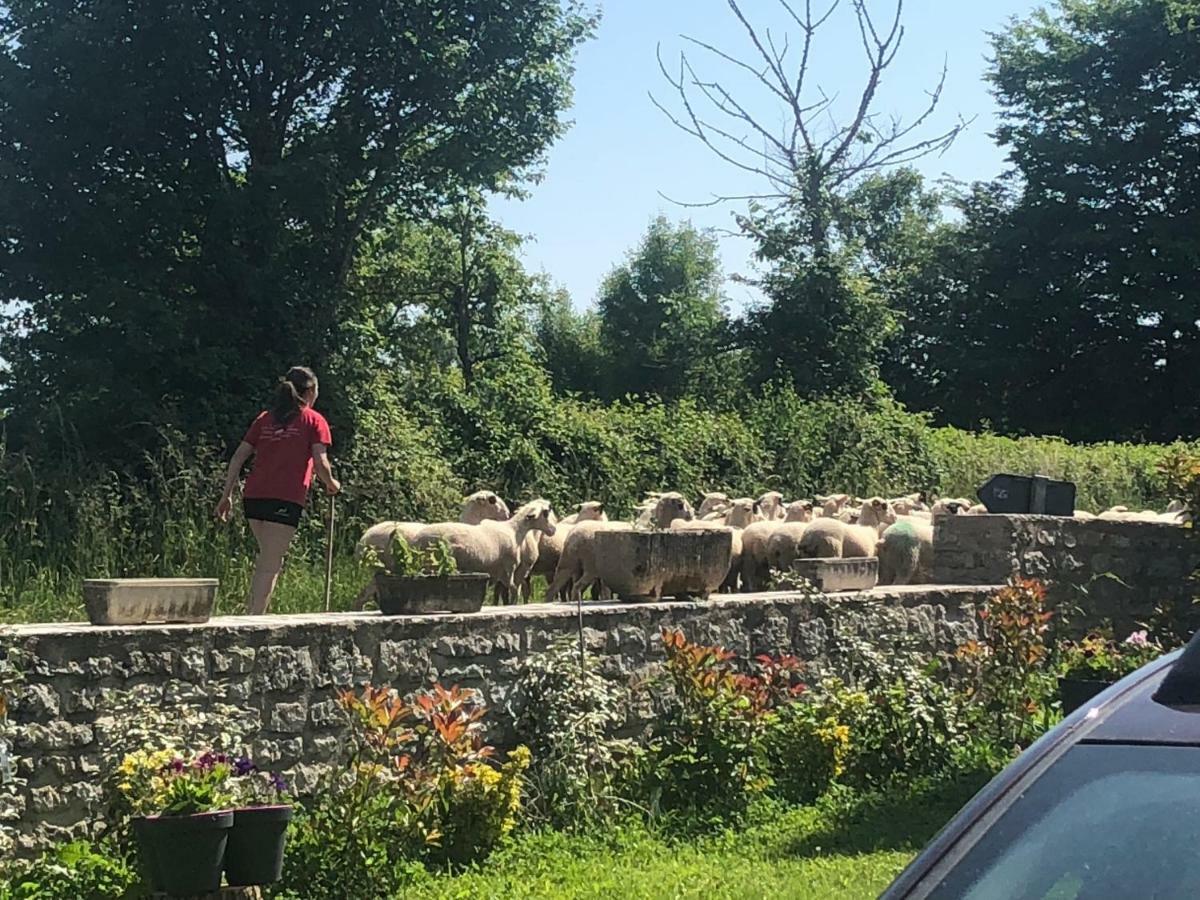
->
[515, 500, 556, 537]
[784, 500, 815, 523]
[725, 498, 759, 529]
[575, 501, 607, 522]
[461, 490, 511, 524]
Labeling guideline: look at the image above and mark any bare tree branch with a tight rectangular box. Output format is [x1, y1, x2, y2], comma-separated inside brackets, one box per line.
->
[654, 0, 963, 242]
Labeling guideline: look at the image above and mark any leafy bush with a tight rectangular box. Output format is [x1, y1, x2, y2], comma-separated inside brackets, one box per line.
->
[647, 630, 776, 821]
[928, 428, 1194, 512]
[763, 694, 852, 805]
[280, 682, 528, 897]
[512, 637, 638, 829]
[957, 578, 1056, 749]
[0, 841, 136, 900]
[1056, 628, 1166, 682]
[820, 627, 968, 787]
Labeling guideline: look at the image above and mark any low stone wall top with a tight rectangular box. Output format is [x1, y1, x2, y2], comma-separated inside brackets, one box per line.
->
[2, 586, 992, 855]
[934, 514, 1200, 631]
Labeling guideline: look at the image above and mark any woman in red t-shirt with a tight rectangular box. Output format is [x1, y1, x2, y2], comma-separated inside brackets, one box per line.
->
[215, 366, 341, 614]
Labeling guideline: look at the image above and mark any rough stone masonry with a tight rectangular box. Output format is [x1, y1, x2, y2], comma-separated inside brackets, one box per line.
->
[1, 586, 989, 856]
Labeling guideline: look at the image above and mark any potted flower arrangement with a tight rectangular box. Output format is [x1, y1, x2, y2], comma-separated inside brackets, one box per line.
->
[224, 756, 293, 887]
[116, 749, 234, 896]
[1057, 629, 1165, 715]
[365, 534, 488, 615]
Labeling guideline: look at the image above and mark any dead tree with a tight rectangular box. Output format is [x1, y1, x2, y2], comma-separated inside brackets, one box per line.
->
[652, 0, 966, 254]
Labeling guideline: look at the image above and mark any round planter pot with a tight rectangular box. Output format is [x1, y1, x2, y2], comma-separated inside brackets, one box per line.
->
[130, 817, 168, 892]
[1058, 676, 1115, 716]
[224, 805, 294, 887]
[134, 809, 232, 896]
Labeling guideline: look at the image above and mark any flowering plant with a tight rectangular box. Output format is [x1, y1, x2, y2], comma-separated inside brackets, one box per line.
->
[229, 756, 290, 807]
[115, 749, 233, 817]
[1057, 628, 1166, 681]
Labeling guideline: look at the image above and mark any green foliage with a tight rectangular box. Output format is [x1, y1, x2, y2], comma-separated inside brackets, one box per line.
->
[749, 384, 943, 498]
[280, 683, 527, 897]
[892, 0, 1200, 442]
[957, 579, 1057, 750]
[1056, 628, 1167, 681]
[512, 638, 640, 829]
[0, 841, 136, 900]
[0, 0, 594, 462]
[646, 631, 816, 822]
[370, 535, 458, 578]
[763, 697, 852, 806]
[594, 217, 736, 403]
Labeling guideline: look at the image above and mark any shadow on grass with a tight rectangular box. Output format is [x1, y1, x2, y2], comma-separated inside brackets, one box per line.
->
[783, 770, 993, 859]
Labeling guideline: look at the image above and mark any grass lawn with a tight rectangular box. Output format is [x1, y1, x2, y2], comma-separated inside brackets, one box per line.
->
[405, 775, 984, 900]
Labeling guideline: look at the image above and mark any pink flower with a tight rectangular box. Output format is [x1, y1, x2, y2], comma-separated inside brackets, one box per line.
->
[1124, 630, 1150, 647]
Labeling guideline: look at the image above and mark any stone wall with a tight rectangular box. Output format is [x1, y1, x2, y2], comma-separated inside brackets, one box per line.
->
[934, 514, 1200, 632]
[0, 586, 989, 856]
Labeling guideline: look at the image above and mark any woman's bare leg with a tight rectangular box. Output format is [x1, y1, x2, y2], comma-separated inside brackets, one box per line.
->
[247, 519, 297, 615]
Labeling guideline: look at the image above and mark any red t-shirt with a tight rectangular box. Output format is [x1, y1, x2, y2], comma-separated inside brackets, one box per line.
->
[242, 407, 332, 506]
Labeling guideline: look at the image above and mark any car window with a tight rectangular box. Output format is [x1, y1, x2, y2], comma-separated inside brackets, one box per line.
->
[925, 744, 1200, 900]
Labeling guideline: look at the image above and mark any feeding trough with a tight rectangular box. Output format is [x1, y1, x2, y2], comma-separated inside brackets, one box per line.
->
[374, 573, 489, 615]
[790, 557, 879, 593]
[593, 529, 732, 602]
[83, 578, 218, 626]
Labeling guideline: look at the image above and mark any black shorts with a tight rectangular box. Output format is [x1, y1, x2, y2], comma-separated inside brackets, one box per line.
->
[243, 498, 304, 528]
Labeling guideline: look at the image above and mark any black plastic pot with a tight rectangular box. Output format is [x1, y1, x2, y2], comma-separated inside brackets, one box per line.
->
[224, 805, 294, 886]
[1058, 676, 1115, 715]
[134, 809, 232, 896]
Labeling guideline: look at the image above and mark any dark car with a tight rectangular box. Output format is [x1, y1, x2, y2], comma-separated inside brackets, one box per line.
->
[882, 635, 1200, 899]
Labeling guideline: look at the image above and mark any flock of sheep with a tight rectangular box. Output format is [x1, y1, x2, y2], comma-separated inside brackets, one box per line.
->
[355, 489, 1190, 607]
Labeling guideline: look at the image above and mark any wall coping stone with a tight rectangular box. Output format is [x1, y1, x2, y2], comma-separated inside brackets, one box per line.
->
[8, 585, 999, 639]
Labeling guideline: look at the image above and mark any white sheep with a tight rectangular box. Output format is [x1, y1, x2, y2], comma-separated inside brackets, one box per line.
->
[533, 502, 608, 586]
[352, 491, 510, 609]
[460, 490, 511, 524]
[546, 520, 632, 603]
[798, 518, 879, 560]
[756, 491, 786, 522]
[413, 500, 556, 603]
[697, 492, 731, 519]
[856, 497, 898, 531]
[639, 492, 694, 529]
[673, 497, 758, 592]
[817, 494, 851, 519]
[877, 519, 935, 585]
[764, 522, 813, 573]
[784, 500, 815, 523]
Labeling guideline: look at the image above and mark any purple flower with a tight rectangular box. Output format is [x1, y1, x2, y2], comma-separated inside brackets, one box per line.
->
[233, 756, 257, 777]
[194, 751, 231, 772]
[269, 773, 288, 794]
[164, 758, 186, 775]
[1125, 630, 1150, 647]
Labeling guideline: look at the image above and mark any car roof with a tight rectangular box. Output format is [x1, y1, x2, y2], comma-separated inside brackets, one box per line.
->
[882, 644, 1194, 899]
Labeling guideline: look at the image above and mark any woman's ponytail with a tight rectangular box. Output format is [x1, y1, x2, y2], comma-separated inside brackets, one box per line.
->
[269, 366, 317, 425]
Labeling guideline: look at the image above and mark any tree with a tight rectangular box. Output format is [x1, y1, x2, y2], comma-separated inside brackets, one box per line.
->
[653, 0, 964, 398]
[891, 0, 1200, 441]
[532, 290, 607, 397]
[595, 217, 735, 403]
[0, 0, 593, 459]
[360, 196, 537, 391]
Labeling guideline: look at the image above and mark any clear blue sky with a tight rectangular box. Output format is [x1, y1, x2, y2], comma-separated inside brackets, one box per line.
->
[491, 0, 1043, 311]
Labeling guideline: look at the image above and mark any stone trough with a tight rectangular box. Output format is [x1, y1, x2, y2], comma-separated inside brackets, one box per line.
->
[592, 528, 733, 601]
[791, 557, 879, 593]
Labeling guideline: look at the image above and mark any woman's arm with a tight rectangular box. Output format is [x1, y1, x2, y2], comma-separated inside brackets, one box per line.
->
[312, 443, 341, 495]
[215, 441, 255, 521]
